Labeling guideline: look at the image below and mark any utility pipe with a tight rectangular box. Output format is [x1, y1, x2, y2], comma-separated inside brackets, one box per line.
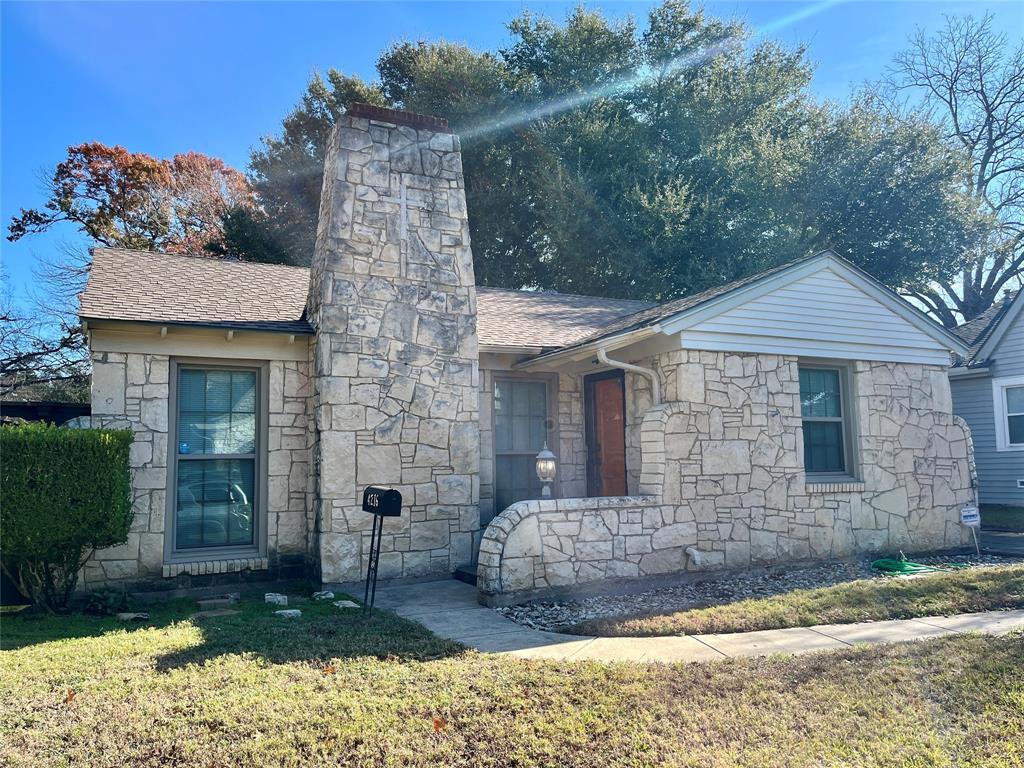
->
[597, 347, 661, 405]
[685, 546, 703, 568]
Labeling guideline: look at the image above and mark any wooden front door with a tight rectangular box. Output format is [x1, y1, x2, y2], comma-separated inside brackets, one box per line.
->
[585, 370, 627, 496]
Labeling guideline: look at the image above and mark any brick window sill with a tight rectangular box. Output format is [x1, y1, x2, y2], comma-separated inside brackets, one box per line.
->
[162, 557, 269, 578]
[805, 480, 865, 494]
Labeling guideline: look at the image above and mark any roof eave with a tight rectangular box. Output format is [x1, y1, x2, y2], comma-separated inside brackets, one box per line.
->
[81, 316, 315, 336]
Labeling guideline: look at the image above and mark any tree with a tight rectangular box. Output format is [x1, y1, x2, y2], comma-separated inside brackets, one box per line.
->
[8, 142, 253, 254]
[881, 13, 1024, 325]
[5, 144, 256, 401]
[0, 295, 88, 403]
[247, 72, 386, 265]
[231, 1, 984, 306]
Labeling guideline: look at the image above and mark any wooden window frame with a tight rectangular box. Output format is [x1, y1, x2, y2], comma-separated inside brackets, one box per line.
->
[164, 358, 269, 563]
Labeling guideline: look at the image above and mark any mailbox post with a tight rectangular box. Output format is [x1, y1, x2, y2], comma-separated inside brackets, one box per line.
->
[361, 486, 403, 616]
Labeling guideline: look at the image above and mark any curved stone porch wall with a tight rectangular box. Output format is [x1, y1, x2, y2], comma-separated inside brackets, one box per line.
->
[478, 353, 976, 599]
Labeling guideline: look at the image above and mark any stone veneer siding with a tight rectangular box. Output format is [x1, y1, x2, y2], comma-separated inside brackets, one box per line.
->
[308, 111, 481, 583]
[479, 351, 975, 599]
[83, 350, 311, 590]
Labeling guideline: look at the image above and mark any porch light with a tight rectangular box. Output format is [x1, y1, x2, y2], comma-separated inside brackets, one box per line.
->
[535, 441, 557, 498]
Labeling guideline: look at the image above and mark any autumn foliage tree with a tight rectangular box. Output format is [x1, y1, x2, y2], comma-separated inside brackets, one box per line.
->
[4, 143, 256, 401]
[7, 142, 253, 254]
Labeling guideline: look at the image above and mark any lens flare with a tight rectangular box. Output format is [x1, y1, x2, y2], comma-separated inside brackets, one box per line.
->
[461, 0, 845, 141]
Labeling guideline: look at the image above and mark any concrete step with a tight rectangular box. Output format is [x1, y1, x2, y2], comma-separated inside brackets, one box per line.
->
[453, 564, 477, 586]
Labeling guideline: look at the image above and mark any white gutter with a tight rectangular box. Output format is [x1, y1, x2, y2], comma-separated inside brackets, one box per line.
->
[597, 347, 661, 405]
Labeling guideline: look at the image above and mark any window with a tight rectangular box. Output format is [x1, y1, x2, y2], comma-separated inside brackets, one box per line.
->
[172, 365, 261, 553]
[493, 379, 550, 512]
[993, 375, 1024, 452]
[799, 366, 850, 475]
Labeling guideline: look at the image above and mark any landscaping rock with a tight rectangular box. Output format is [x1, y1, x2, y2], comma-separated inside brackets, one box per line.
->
[274, 609, 302, 619]
[496, 554, 1024, 632]
[265, 593, 288, 606]
[333, 599, 360, 609]
[312, 590, 335, 600]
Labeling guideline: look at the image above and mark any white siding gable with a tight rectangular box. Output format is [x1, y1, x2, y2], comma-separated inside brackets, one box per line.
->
[676, 266, 952, 365]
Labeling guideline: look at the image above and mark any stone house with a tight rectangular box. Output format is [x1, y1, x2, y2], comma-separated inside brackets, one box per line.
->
[950, 289, 1023, 509]
[78, 104, 976, 600]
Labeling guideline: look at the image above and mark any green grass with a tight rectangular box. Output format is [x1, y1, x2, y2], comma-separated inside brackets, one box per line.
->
[2, 591, 1023, 766]
[572, 565, 1024, 638]
[982, 505, 1024, 532]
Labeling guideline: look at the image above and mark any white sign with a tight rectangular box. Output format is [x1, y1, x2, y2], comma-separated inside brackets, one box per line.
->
[960, 505, 981, 528]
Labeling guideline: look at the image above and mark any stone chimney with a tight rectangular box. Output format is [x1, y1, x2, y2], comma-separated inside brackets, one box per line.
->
[309, 103, 480, 583]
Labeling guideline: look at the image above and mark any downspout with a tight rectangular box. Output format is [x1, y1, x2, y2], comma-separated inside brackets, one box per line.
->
[597, 347, 660, 405]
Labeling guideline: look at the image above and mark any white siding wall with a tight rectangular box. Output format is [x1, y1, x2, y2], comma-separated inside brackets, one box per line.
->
[679, 268, 952, 365]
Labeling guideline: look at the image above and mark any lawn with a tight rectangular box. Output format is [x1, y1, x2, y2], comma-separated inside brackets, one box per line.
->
[1, 593, 1022, 767]
[571, 564, 1024, 638]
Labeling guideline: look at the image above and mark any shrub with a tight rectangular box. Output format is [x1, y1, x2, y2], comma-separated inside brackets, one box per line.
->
[1, 423, 133, 612]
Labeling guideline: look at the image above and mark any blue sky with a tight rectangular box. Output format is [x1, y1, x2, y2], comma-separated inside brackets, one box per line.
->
[2, 0, 1021, 305]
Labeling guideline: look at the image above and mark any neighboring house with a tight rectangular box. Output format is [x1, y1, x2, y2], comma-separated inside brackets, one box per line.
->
[77, 104, 975, 598]
[950, 289, 1024, 508]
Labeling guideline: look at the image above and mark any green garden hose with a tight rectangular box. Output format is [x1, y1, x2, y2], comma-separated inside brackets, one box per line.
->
[870, 553, 970, 575]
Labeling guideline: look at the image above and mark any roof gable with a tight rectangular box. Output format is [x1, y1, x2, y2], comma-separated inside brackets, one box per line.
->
[674, 264, 958, 365]
[962, 289, 1023, 366]
[521, 252, 967, 366]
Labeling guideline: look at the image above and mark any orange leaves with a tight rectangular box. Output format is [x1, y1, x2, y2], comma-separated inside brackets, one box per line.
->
[8, 140, 254, 255]
[322, 664, 336, 676]
[433, 716, 447, 735]
[65, 689, 76, 705]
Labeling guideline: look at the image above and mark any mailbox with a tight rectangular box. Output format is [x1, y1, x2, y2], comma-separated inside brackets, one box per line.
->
[362, 486, 403, 517]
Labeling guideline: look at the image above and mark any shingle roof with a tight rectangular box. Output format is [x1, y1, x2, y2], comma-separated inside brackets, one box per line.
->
[952, 290, 1019, 366]
[80, 248, 651, 347]
[476, 287, 652, 349]
[80, 248, 314, 333]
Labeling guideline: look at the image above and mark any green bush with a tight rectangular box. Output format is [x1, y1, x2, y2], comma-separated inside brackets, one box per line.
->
[1, 423, 134, 612]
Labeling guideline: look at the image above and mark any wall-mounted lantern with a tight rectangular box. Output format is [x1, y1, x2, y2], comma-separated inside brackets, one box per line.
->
[535, 441, 557, 498]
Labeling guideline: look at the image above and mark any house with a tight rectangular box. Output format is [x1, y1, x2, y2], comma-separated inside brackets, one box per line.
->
[950, 289, 1024, 510]
[77, 103, 975, 599]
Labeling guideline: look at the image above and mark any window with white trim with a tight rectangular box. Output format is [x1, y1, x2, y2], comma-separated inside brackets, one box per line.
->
[172, 365, 260, 552]
[798, 365, 852, 476]
[993, 375, 1024, 452]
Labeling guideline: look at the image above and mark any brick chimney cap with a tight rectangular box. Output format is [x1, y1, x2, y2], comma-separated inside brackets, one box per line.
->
[346, 103, 452, 133]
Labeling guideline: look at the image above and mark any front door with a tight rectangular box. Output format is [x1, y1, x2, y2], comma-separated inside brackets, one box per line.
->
[585, 370, 627, 496]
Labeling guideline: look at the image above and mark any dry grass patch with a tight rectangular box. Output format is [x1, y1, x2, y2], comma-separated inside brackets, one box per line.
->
[571, 565, 1024, 637]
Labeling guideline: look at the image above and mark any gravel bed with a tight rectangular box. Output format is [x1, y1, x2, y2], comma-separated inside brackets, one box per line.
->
[495, 553, 1023, 632]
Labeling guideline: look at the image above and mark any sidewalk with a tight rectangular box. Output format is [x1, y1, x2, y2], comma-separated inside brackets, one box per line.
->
[374, 579, 1024, 663]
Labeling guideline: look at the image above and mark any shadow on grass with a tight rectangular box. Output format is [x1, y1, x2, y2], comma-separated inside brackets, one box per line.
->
[1, 595, 467, 667]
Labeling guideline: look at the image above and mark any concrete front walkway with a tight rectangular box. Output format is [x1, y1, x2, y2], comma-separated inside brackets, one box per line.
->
[374, 579, 1024, 662]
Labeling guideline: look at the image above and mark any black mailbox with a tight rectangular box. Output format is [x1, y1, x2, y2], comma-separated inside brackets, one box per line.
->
[362, 486, 403, 517]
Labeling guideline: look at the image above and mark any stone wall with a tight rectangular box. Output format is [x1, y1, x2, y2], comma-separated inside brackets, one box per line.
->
[309, 105, 481, 583]
[85, 350, 170, 588]
[478, 351, 975, 600]
[83, 350, 311, 590]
